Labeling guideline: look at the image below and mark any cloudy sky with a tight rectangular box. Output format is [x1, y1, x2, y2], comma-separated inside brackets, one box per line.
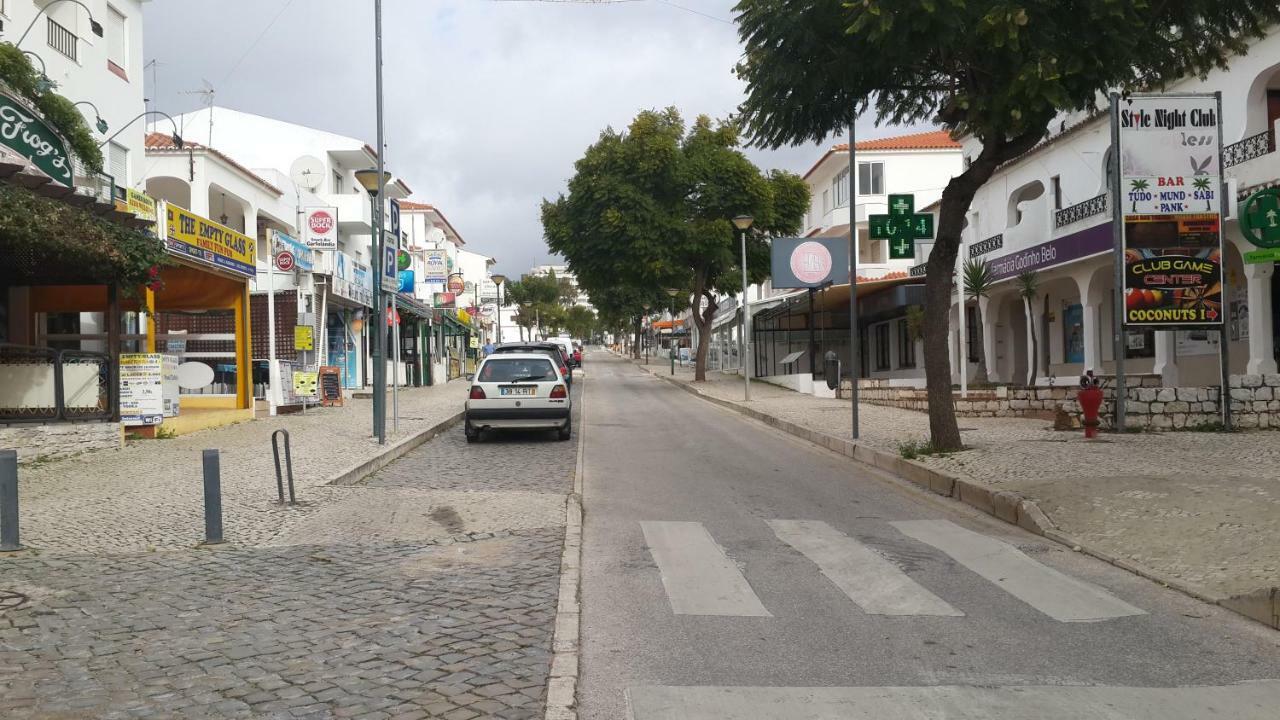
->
[144, 0, 921, 276]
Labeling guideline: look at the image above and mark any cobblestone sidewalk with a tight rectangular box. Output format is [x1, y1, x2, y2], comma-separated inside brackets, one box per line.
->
[640, 362, 1279, 600]
[12, 382, 469, 554]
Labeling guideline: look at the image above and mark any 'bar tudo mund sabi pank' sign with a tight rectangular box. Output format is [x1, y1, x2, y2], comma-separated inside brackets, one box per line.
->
[770, 237, 849, 290]
[1118, 94, 1224, 327]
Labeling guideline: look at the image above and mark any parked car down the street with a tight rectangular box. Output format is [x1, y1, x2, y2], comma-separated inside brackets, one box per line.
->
[490, 342, 572, 388]
[465, 352, 572, 443]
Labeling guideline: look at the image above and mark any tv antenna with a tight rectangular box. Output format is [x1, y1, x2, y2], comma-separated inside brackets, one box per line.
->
[181, 79, 216, 145]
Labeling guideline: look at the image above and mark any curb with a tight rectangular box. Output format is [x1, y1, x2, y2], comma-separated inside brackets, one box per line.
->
[638, 363, 1279, 631]
[325, 410, 465, 486]
[546, 377, 585, 720]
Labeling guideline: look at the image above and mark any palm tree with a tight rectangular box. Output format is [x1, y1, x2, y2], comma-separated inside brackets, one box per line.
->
[1192, 177, 1212, 211]
[1128, 179, 1150, 212]
[1016, 271, 1040, 387]
[961, 258, 994, 385]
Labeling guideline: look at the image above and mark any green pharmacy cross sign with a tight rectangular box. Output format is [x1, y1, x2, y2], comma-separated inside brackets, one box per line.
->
[869, 194, 934, 260]
[1241, 188, 1280, 250]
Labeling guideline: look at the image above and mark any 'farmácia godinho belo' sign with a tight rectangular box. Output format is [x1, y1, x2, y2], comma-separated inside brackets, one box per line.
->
[1118, 94, 1223, 327]
[0, 92, 73, 187]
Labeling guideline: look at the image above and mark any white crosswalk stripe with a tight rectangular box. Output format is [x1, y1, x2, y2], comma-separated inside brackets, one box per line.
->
[766, 519, 962, 617]
[640, 521, 771, 617]
[891, 519, 1146, 622]
[625, 682, 1280, 719]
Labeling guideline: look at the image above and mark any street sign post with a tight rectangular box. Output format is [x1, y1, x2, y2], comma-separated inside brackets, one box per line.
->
[869, 194, 934, 259]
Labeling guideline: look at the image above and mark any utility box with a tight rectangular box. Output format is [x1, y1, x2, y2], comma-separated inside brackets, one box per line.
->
[824, 351, 840, 390]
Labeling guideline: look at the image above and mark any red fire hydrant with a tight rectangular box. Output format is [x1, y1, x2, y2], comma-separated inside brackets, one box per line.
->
[1078, 371, 1104, 439]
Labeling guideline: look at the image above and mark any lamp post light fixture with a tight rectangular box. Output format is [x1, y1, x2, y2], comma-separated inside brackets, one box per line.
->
[72, 101, 109, 134]
[355, 167, 394, 444]
[491, 274, 507, 345]
[665, 288, 680, 376]
[97, 110, 183, 150]
[17, 0, 103, 48]
[732, 214, 755, 400]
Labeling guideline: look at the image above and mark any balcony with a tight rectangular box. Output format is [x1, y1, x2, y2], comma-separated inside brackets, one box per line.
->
[317, 192, 372, 234]
[1225, 121, 1278, 195]
[47, 17, 77, 62]
[1054, 194, 1108, 229]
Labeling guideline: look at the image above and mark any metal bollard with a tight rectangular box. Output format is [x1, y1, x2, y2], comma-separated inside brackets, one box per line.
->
[202, 449, 224, 544]
[271, 429, 297, 505]
[1, 449, 21, 551]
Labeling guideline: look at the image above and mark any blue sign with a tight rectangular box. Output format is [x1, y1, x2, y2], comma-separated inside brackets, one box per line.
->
[270, 230, 314, 272]
[398, 269, 414, 294]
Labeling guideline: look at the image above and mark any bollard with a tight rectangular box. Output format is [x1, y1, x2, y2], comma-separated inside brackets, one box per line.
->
[271, 429, 297, 505]
[202, 449, 224, 544]
[1, 449, 20, 551]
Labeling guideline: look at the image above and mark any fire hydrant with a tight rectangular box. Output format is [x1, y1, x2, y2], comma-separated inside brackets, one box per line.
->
[1078, 371, 1104, 439]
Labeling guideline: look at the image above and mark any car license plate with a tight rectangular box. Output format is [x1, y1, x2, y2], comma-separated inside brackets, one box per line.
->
[500, 386, 535, 396]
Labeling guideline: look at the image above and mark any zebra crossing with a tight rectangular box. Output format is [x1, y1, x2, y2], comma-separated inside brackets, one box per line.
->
[641, 518, 1145, 623]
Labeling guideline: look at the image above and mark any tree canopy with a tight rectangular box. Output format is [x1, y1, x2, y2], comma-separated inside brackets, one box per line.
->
[734, 0, 1280, 449]
[542, 107, 808, 376]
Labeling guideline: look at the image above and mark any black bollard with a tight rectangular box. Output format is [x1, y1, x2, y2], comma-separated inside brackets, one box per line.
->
[202, 449, 224, 544]
[0, 449, 20, 551]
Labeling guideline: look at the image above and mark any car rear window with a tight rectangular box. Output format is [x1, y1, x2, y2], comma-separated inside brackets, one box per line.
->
[478, 358, 557, 382]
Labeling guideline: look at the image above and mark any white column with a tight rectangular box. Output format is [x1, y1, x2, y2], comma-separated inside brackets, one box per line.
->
[1024, 300, 1036, 385]
[1074, 269, 1104, 374]
[1153, 331, 1178, 386]
[1245, 261, 1277, 375]
[979, 295, 999, 382]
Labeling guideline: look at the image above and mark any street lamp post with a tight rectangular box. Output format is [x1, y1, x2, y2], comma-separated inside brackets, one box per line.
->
[492, 274, 507, 345]
[16, 0, 103, 47]
[733, 215, 755, 401]
[355, 165, 393, 444]
[665, 288, 680, 376]
[642, 303, 651, 364]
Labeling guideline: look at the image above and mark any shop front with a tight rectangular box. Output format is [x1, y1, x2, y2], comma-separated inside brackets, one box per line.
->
[318, 250, 374, 390]
[136, 202, 256, 436]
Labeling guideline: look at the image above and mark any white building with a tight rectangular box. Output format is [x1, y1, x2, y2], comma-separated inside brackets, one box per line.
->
[949, 27, 1280, 391]
[530, 264, 591, 309]
[168, 106, 415, 390]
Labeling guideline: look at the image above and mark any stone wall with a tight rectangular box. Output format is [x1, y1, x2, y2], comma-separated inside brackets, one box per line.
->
[0, 421, 123, 463]
[843, 374, 1280, 430]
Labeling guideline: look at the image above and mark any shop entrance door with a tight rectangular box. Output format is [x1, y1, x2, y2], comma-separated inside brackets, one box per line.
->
[327, 311, 358, 388]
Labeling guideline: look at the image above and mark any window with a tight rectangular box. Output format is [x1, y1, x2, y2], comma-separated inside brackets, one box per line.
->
[1051, 175, 1063, 210]
[858, 161, 885, 195]
[107, 5, 127, 68]
[875, 323, 890, 370]
[47, 16, 77, 61]
[897, 318, 915, 368]
[332, 171, 343, 194]
[107, 142, 128, 185]
[832, 168, 850, 208]
[822, 189, 830, 215]
[966, 305, 980, 363]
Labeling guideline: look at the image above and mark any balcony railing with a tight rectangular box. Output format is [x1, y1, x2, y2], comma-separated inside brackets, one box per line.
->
[1054, 193, 1108, 228]
[1223, 129, 1274, 168]
[0, 344, 112, 423]
[46, 17, 77, 62]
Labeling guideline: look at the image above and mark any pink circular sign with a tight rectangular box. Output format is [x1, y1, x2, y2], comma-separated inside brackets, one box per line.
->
[790, 241, 833, 284]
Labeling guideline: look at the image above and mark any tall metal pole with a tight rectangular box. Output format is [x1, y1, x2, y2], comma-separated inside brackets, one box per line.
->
[848, 117, 860, 438]
[1215, 90, 1233, 431]
[267, 234, 277, 416]
[1108, 93, 1126, 431]
[670, 299, 676, 376]
[496, 284, 503, 344]
[371, 0, 387, 444]
[740, 228, 752, 400]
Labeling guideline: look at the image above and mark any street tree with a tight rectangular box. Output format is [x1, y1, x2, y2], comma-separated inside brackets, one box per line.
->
[565, 305, 598, 341]
[543, 108, 808, 379]
[734, 0, 1280, 450]
[1016, 270, 1040, 386]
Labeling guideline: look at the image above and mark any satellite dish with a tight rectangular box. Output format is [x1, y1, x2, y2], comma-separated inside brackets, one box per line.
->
[289, 155, 325, 192]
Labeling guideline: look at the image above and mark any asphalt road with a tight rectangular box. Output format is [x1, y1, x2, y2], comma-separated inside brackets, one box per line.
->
[578, 352, 1280, 719]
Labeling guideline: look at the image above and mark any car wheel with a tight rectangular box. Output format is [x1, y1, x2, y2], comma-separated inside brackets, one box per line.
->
[465, 423, 481, 443]
[557, 423, 571, 441]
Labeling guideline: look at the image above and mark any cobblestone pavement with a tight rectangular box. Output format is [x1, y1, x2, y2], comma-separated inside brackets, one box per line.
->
[13, 382, 469, 554]
[0, 379, 580, 718]
[640, 361, 1279, 599]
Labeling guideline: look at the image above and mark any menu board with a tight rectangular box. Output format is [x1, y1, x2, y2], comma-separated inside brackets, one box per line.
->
[119, 354, 179, 425]
[319, 366, 343, 406]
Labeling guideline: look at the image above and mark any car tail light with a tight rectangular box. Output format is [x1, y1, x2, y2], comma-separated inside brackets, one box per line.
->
[469, 385, 486, 400]
[550, 384, 568, 399]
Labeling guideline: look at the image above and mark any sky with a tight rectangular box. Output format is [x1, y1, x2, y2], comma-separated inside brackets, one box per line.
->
[143, 0, 924, 276]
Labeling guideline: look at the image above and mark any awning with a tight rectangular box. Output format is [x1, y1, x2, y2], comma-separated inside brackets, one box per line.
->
[391, 293, 432, 320]
[754, 276, 924, 322]
[815, 224, 851, 238]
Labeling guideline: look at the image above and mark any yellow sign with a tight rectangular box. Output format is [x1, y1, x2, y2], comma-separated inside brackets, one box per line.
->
[456, 307, 471, 325]
[469, 336, 479, 349]
[294, 325, 314, 350]
[292, 371, 319, 397]
[164, 204, 257, 278]
[126, 189, 157, 222]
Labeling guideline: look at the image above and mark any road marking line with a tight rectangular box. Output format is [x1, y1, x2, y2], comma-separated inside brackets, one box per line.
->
[625, 682, 1280, 719]
[640, 521, 771, 617]
[890, 519, 1145, 622]
[766, 519, 962, 616]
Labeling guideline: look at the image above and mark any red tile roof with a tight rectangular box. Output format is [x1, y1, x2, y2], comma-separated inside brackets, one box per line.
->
[144, 133, 282, 197]
[398, 199, 465, 246]
[803, 129, 959, 181]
